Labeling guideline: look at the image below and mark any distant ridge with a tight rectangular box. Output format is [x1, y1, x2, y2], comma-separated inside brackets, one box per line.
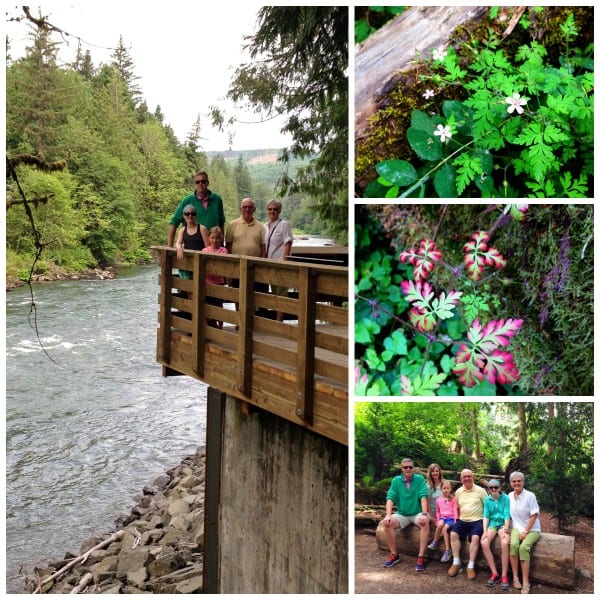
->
[205, 148, 284, 163]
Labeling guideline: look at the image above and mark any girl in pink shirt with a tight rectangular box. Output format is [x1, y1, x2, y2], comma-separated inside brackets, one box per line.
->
[428, 480, 458, 562]
[202, 227, 228, 328]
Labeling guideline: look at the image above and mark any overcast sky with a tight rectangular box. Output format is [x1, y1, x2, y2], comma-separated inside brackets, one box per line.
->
[5, 1, 294, 151]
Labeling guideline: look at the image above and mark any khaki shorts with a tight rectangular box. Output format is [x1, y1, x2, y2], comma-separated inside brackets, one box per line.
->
[391, 513, 423, 529]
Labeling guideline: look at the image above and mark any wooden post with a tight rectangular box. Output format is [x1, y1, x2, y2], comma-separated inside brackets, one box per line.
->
[158, 249, 173, 370]
[193, 252, 205, 377]
[296, 266, 316, 423]
[237, 258, 254, 397]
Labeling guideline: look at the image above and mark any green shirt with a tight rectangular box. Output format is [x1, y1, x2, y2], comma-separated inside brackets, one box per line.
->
[483, 493, 510, 529]
[386, 473, 429, 516]
[169, 190, 226, 232]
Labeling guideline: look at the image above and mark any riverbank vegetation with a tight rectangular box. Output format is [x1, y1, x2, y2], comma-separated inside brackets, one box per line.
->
[6, 7, 348, 286]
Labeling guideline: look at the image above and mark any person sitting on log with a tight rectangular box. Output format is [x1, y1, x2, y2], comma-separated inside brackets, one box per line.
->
[447, 468, 487, 580]
[380, 457, 430, 572]
[481, 479, 511, 590]
[427, 479, 457, 563]
[508, 471, 541, 594]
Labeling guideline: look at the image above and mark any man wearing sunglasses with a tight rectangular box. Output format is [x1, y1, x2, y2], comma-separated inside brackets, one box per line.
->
[381, 458, 430, 572]
[167, 171, 226, 247]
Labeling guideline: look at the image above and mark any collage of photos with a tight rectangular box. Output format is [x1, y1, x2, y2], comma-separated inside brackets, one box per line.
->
[354, 4, 594, 597]
[5, 3, 595, 597]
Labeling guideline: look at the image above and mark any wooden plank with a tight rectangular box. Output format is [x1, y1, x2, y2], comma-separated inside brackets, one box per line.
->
[316, 303, 348, 326]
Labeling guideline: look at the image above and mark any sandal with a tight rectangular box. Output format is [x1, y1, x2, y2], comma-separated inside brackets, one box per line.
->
[521, 584, 530, 594]
[513, 580, 522, 590]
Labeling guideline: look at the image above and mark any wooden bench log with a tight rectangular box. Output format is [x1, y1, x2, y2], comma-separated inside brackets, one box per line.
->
[375, 521, 575, 589]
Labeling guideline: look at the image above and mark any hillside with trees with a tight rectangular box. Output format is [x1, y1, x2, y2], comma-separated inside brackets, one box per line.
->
[5, 7, 348, 286]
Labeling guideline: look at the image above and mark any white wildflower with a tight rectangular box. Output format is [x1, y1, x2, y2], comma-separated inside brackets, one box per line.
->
[506, 93, 528, 115]
[423, 89, 435, 99]
[432, 47, 447, 61]
[433, 124, 452, 143]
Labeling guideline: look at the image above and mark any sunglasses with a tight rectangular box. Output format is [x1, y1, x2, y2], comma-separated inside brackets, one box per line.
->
[184, 212, 196, 217]
[195, 180, 208, 184]
[401, 466, 414, 470]
[488, 486, 499, 490]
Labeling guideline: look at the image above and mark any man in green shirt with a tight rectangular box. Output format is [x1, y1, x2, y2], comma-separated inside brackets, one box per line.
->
[381, 458, 430, 572]
[167, 171, 226, 247]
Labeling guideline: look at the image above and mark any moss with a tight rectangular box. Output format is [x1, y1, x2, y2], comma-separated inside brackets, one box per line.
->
[355, 6, 594, 195]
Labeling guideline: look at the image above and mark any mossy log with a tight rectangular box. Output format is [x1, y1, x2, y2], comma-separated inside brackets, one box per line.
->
[355, 6, 488, 142]
[375, 521, 575, 589]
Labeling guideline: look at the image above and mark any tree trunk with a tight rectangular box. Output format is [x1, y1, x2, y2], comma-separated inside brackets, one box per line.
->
[375, 522, 575, 589]
[355, 6, 488, 141]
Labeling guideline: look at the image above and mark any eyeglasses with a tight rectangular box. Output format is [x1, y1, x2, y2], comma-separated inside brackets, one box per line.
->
[401, 466, 414, 470]
[488, 486, 499, 490]
[184, 212, 196, 217]
[195, 180, 208, 184]
[511, 480, 523, 483]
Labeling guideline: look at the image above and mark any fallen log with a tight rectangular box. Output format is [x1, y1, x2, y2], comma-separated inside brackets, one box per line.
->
[33, 530, 124, 594]
[375, 521, 575, 589]
[355, 6, 488, 142]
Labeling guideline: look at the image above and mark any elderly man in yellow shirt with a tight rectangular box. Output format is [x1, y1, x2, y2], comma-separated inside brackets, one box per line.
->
[447, 468, 487, 580]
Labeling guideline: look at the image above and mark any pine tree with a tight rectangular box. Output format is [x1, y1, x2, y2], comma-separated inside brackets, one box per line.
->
[111, 35, 143, 106]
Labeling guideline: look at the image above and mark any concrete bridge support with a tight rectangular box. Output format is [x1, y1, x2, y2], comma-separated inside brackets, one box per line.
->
[204, 388, 348, 593]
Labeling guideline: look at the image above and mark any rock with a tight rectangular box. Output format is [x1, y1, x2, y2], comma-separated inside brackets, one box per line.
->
[21, 446, 207, 594]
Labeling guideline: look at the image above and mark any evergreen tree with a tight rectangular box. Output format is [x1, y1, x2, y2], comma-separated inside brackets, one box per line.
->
[110, 35, 142, 106]
[227, 6, 348, 240]
[233, 155, 253, 199]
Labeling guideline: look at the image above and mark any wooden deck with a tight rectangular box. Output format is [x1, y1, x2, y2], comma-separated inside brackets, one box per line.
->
[154, 247, 348, 446]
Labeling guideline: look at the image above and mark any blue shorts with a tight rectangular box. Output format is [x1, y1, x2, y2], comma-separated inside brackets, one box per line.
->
[452, 519, 483, 540]
[439, 517, 455, 527]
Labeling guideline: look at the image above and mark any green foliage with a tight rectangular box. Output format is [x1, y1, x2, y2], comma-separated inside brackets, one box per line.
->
[355, 205, 527, 396]
[355, 7, 407, 43]
[356, 204, 593, 397]
[363, 9, 593, 198]
[227, 7, 348, 240]
[6, 15, 336, 279]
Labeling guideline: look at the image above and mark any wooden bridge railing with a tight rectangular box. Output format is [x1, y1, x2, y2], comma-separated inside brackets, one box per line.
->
[153, 246, 348, 445]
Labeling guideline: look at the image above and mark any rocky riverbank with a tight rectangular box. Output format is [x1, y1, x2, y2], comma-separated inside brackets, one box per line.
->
[21, 447, 206, 594]
[6, 267, 116, 292]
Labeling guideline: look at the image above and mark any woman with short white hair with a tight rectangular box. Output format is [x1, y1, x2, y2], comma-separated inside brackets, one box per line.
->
[508, 471, 541, 594]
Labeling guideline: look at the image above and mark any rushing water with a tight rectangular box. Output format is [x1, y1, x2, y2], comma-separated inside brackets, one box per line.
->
[5, 266, 207, 591]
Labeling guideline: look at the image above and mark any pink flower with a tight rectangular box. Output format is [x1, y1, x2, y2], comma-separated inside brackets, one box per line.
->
[423, 88, 435, 99]
[433, 124, 452, 143]
[506, 93, 528, 115]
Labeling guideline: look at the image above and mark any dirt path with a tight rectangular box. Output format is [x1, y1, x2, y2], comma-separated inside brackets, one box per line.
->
[354, 512, 594, 595]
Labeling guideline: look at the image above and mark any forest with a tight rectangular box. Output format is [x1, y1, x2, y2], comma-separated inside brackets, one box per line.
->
[354, 402, 593, 529]
[5, 7, 348, 284]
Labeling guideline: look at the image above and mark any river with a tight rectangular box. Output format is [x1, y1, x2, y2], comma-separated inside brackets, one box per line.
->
[5, 266, 207, 592]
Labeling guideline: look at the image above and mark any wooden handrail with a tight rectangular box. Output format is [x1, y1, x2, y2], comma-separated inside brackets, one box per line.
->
[153, 246, 349, 445]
